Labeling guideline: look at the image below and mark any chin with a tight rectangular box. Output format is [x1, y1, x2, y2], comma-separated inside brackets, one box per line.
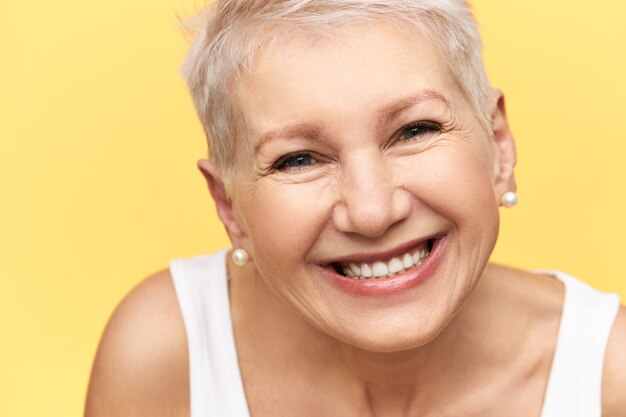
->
[333, 311, 453, 353]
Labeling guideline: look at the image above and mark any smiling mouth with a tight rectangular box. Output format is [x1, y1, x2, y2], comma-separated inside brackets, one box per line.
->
[330, 239, 435, 280]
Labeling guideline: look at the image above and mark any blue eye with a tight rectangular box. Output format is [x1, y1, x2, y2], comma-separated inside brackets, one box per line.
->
[399, 122, 441, 141]
[273, 152, 317, 171]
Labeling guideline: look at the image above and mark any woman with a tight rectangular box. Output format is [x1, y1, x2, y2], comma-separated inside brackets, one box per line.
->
[85, 1, 626, 416]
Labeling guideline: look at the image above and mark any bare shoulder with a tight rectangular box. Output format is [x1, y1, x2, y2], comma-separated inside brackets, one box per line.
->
[85, 269, 189, 417]
[603, 303, 626, 417]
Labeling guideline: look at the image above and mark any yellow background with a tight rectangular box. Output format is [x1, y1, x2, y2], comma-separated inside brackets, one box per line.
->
[1, 0, 625, 415]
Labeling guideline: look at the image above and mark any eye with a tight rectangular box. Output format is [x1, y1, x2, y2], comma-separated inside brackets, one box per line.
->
[272, 152, 318, 172]
[398, 121, 441, 141]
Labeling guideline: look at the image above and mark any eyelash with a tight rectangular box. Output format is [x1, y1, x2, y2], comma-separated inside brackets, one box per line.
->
[271, 152, 318, 172]
[270, 121, 442, 172]
[397, 121, 442, 142]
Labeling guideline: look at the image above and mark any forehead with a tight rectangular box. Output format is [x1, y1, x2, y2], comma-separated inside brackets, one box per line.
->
[234, 23, 461, 139]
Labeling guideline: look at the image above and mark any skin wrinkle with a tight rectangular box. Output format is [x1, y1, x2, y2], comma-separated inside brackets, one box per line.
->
[252, 94, 460, 196]
[183, 2, 495, 185]
[236, 21, 474, 181]
[254, 123, 324, 155]
[253, 90, 452, 157]
[378, 90, 451, 126]
[206, 23, 536, 417]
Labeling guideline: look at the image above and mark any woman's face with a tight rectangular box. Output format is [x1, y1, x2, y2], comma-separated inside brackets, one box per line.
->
[223, 24, 513, 351]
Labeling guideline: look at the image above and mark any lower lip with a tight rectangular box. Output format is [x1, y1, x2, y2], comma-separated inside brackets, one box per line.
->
[322, 235, 448, 297]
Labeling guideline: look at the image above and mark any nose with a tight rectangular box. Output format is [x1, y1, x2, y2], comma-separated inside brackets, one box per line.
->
[332, 149, 411, 238]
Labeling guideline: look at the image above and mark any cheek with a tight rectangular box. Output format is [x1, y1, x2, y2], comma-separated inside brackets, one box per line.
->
[395, 143, 500, 307]
[239, 180, 333, 277]
[397, 142, 500, 234]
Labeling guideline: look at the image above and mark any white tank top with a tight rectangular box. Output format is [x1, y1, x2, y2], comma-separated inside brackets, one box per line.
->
[170, 251, 621, 417]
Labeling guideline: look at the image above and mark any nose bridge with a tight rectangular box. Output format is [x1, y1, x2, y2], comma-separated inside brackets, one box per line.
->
[335, 148, 409, 237]
[346, 148, 390, 199]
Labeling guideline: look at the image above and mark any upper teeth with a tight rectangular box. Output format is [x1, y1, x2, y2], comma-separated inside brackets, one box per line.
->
[342, 247, 430, 279]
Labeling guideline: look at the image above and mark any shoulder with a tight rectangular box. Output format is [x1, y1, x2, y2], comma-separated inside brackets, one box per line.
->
[603, 303, 626, 417]
[85, 269, 189, 417]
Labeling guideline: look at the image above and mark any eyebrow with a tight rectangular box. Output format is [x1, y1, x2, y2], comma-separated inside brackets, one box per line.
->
[254, 90, 450, 153]
[254, 123, 323, 154]
[378, 89, 451, 125]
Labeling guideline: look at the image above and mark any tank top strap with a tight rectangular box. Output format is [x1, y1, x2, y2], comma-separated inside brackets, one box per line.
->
[538, 271, 620, 417]
[169, 250, 250, 417]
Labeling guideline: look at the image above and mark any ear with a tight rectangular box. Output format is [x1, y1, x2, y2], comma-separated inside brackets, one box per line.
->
[489, 90, 517, 201]
[197, 159, 248, 246]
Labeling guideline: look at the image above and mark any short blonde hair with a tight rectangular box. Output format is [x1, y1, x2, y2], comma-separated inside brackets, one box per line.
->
[181, 0, 492, 184]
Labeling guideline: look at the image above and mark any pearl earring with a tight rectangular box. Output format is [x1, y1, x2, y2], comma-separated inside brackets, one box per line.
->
[501, 191, 518, 208]
[232, 248, 249, 266]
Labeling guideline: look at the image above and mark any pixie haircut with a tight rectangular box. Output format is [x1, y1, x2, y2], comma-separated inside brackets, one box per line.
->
[181, 0, 492, 185]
